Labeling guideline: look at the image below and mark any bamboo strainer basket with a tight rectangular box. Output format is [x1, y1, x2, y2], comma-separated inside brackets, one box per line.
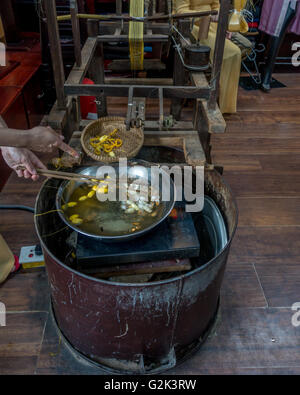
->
[81, 116, 144, 163]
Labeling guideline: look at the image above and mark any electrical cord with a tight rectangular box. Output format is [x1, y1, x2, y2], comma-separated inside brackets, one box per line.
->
[0, 205, 34, 213]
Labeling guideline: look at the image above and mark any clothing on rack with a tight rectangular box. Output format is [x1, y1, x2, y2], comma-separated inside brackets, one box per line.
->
[259, 0, 299, 92]
[259, 0, 300, 37]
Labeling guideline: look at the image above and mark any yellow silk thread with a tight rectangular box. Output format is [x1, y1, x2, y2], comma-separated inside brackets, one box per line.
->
[129, 0, 144, 71]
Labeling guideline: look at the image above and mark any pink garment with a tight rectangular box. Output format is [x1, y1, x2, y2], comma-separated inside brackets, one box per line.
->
[259, 0, 300, 36]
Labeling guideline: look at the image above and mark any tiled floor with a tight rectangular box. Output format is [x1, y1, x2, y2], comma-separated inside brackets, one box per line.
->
[0, 74, 300, 374]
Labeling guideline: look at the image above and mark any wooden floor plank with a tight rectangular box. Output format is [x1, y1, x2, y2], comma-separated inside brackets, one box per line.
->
[168, 308, 300, 374]
[229, 227, 300, 265]
[213, 137, 300, 154]
[255, 262, 300, 308]
[169, 367, 300, 375]
[222, 172, 300, 197]
[0, 313, 48, 374]
[36, 313, 105, 375]
[0, 270, 50, 312]
[237, 197, 300, 227]
[221, 263, 267, 308]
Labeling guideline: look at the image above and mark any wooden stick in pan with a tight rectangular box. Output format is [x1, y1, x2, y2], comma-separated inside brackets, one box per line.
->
[16, 167, 104, 185]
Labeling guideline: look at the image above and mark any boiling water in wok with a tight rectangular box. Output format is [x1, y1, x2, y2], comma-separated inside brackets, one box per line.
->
[63, 183, 165, 237]
[56, 163, 176, 241]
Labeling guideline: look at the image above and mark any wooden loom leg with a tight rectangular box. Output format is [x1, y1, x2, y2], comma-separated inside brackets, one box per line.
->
[170, 45, 185, 121]
[171, 20, 188, 121]
[208, 0, 231, 110]
[70, 0, 82, 67]
[43, 0, 66, 109]
[194, 99, 211, 163]
[87, 19, 107, 118]
[116, 0, 122, 15]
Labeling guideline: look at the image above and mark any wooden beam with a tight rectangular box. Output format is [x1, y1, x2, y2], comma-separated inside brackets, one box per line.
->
[197, 99, 226, 134]
[171, 20, 188, 120]
[81, 259, 192, 278]
[47, 97, 80, 140]
[64, 84, 210, 99]
[143, 136, 184, 148]
[209, 0, 231, 109]
[80, 119, 195, 131]
[144, 130, 197, 137]
[44, 0, 66, 109]
[147, 10, 217, 21]
[108, 59, 166, 72]
[57, 10, 217, 22]
[191, 72, 209, 89]
[144, 120, 194, 131]
[105, 77, 173, 85]
[70, 0, 82, 67]
[99, 22, 170, 35]
[65, 37, 97, 85]
[116, 0, 122, 15]
[87, 20, 107, 117]
[97, 34, 168, 43]
[183, 135, 206, 166]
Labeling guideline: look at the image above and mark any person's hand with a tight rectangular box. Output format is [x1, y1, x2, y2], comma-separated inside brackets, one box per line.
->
[1, 147, 47, 181]
[27, 126, 79, 158]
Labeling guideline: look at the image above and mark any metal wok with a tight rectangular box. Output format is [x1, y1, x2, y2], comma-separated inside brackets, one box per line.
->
[55, 160, 176, 242]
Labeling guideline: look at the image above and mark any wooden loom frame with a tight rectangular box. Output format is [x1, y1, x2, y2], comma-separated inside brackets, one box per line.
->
[43, 0, 231, 168]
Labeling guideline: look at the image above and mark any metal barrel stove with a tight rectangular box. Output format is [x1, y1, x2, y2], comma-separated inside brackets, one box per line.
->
[35, 147, 238, 374]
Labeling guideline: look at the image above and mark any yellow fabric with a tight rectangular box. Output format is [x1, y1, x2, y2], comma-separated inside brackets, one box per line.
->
[229, 1, 249, 33]
[129, 0, 144, 70]
[0, 234, 14, 284]
[228, 9, 249, 33]
[234, 0, 248, 11]
[0, 16, 5, 44]
[174, 0, 242, 114]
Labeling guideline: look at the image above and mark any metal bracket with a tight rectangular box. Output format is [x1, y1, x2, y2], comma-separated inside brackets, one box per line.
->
[126, 87, 145, 130]
[159, 87, 164, 131]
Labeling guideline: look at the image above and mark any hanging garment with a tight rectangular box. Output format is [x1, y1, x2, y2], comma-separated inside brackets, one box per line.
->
[174, 0, 242, 114]
[259, 0, 300, 37]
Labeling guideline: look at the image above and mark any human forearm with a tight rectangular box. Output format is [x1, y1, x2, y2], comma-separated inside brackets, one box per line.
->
[0, 124, 78, 157]
[212, 0, 220, 11]
[0, 128, 31, 149]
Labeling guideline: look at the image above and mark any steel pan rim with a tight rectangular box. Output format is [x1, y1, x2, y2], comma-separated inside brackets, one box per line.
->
[35, 169, 238, 287]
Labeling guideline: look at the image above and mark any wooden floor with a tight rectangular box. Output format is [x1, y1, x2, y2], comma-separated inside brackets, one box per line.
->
[1, 74, 300, 375]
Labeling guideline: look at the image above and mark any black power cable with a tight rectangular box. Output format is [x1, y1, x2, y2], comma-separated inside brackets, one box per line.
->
[0, 205, 34, 213]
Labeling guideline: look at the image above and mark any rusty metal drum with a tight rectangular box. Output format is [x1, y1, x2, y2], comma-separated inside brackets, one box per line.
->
[34, 147, 238, 374]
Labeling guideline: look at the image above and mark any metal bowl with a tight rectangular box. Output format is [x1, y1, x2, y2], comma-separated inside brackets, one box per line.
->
[55, 160, 176, 242]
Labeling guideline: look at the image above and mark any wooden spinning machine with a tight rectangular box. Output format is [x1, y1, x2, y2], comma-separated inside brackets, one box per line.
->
[42, 0, 231, 170]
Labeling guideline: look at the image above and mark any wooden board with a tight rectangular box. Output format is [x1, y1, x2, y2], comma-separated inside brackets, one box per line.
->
[196, 99, 226, 134]
[81, 259, 192, 278]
